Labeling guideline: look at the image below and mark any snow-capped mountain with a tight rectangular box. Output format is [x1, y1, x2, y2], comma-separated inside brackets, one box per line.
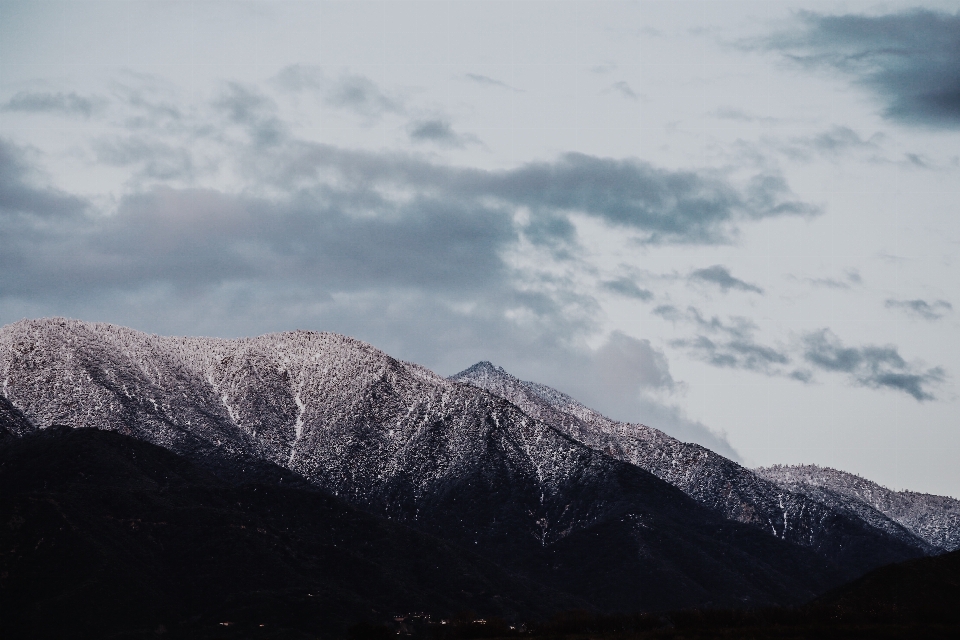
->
[756, 465, 960, 553]
[451, 362, 946, 565]
[0, 317, 856, 610]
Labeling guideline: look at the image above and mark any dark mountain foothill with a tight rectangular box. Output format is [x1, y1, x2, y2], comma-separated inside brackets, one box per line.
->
[513, 549, 960, 639]
[0, 426, 583, 639]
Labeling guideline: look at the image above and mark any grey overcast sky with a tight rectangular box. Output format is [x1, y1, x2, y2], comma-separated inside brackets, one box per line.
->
[2, 1, 958, 496]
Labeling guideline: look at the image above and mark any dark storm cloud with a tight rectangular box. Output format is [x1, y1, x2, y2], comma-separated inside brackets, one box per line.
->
[885, 298, 952, 321]
[801, 329, 945, 401]
[689, 265, 763, 293]
[763, 9, 960, 127]
[601, 278, 653, 301]
[2, 91, 99, 117]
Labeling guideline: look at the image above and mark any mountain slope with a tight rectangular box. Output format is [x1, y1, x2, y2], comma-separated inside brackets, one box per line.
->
[0, 318, 849, 611]
[0, 393, 34, 440]
[756, 465, 960, 553]
[813, 547, 960, 623]
[450, 361, 934, 573]
[0, 426, 583, 639]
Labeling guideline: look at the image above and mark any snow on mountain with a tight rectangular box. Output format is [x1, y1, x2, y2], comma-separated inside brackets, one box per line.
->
[451, 361, 940, 564]
[1, 317, 857, 610]
[756, 465, 960, 553]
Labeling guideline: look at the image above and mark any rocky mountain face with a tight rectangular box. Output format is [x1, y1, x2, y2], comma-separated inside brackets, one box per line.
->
[0, 318, 852, 613]
[756, 465, 960, 553]
[451, 362, 942, 570]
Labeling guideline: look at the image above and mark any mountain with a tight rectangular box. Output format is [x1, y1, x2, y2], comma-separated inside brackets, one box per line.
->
[0, 392, 33, 440]
[756, 464, 960, 553]
[0, 318, 847, 613]
[0, 426, 582, 639]
[812, 547, 960, 624]
[450, 362, 938, 571]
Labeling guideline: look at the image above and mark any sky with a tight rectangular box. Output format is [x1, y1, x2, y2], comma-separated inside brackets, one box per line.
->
[1, 1, 958, 497]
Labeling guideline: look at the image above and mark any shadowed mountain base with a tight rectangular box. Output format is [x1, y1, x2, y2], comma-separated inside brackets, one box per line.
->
[0, 427, 582, 639]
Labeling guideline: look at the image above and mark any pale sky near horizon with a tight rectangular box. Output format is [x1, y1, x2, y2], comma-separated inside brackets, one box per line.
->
[1, 1, 959, 496]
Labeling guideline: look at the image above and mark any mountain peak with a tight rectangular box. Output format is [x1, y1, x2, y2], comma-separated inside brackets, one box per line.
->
[452, 360, 513, 381]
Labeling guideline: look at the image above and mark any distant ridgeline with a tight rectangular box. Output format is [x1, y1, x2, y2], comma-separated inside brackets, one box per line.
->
[1, 318, 957, 637]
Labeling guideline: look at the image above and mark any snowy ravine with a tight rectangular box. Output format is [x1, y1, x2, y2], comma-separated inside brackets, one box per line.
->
[451, 362, 956, 560]
[0, 318, 936, 605]
[756, 465, 960, 553]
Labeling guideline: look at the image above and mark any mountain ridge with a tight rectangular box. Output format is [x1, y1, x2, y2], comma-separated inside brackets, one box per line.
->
[0, 317, 942, 615]
[0, 317, 847, 611]
[450, 360, 947, 566]
[756, 464, 960, 552]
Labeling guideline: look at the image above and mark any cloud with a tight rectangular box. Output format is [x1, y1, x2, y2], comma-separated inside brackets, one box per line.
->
[594, 331, 675, 391]
[273, 66, 403, 119]
[802, 268, 862, 289]
[776, 126, 882, 162]
[586, 333, 740, 459]
[0, 139, 87, 221]
[712, 107, 779, 124]
[885, 298, 952, 321]
[761, 9, 960, 128]
[671, 309, 789, 374]
[242, 144, 816, 245]
[655, 302, 946, 400]
[0, 89, 815, 409]
[689, 265, 763, 293]
[527, 331, 741, 460]
[652, 304, 682, 322]
[0, 140, 89, 288]
[94, 136, 196, 181]
[213, 83, 287, 147]
[483, 154, 817, 245]
[609, 81, 638, 100]
[407, 119, 476, 148]
[601, 278, 653, 301]
[464, 73, 522, 92]
[801, 329, 945, 401]
[1, 121, 818, 315]
[2, 91, 100, 117]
